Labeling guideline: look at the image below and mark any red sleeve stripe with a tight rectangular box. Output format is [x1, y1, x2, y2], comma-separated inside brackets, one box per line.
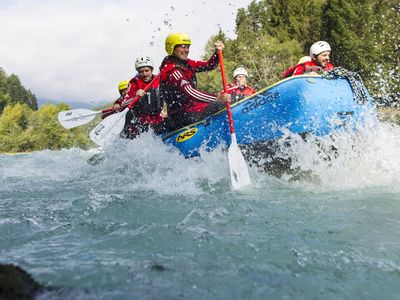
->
[121, 98, 133, 107]
[184, 84, 215, 103]
[172, 70, 182, 80]
[172, 68, 216, 102]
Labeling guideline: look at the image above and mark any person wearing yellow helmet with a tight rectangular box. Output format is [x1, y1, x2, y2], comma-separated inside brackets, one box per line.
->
[159, 32, 231, 130]
[164, 32, 192, 56]
[101, 80, 129, 119]
[118, 80, 129, 96]
[113, 80, 130, 109]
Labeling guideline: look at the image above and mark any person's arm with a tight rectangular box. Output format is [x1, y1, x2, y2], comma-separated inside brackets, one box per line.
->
[225, 84, 238, 95]
[169, 69, 217, 102]
[188, 52, 219, 73]
[120, 80, 138, 107]
[102, 98, 121, 118]
[246, 86, 257, 95]
[282, 65, 298, 78]
[292, 64, 306, 76]
[188, 40, 224, 73]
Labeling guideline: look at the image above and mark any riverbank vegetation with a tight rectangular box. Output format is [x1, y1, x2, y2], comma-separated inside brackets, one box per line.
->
[0, 68, 92, 153]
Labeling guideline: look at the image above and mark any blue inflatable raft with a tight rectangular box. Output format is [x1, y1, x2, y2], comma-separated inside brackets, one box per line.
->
[161, 74, 372, 158]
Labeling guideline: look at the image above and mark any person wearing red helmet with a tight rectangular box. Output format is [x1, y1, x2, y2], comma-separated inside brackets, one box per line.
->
[225, 67, 256, 103]
[159, 32, 231, 130]
[283, 41, 335, 78]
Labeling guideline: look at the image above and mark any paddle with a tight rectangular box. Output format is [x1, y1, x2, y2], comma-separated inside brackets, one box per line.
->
[218, 49, 251, 189]
[58, 107, 115, 129]
[89, 74, 160, 147]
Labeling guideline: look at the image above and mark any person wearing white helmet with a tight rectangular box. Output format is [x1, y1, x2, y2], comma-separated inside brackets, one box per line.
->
[225, 67, 256, 103]
[309, 41, 334, 69]
[116, 56, 165, 139]
[283, 41, 335, 78]
[120, 56, 156, 107]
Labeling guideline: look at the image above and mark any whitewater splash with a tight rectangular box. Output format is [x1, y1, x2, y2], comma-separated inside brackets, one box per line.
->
[271, 108, 400, 190]
[2, 109, 400, 194]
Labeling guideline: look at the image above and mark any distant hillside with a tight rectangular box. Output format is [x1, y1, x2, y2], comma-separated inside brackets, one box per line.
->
[37, 97, 108, 110]
[0, 67, 37, 114]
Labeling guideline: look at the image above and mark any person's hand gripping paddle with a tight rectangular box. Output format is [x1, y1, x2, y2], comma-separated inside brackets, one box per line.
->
[218, 49, 251, 189]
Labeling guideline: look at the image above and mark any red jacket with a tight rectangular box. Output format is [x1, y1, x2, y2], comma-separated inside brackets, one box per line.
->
[119, 75, 163, 125]
[159, 53, 219, 117]
[283, 60, 335, 78]
[225, 83, 256, 102]
[101, 96, 122, 119]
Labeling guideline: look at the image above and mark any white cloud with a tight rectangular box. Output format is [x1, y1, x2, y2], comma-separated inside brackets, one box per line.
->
[0, 0, 253, 106]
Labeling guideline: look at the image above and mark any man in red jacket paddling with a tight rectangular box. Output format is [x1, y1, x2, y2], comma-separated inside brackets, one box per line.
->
[115, 56, 164, 138]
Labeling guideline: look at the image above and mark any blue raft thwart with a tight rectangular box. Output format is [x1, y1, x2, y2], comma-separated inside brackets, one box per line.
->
[161, 74, 372, 158]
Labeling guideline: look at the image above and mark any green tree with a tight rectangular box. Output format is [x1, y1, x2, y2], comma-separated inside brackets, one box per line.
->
[29, 103, 92, 151]
[0, 68, 38, 113]
[0, 68, 9, 113]
[0, 102, 92, 153]
[6, 74, 38, 110]
[0, 103, 34, 152]
[235, 0, 327, 54]
[198, 0, 399, 105]
[0, 68, 94, 153]
[324, 0, 399, 103]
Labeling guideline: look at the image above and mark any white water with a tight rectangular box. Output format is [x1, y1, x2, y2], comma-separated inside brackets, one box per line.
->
[1, 111, 400, 299]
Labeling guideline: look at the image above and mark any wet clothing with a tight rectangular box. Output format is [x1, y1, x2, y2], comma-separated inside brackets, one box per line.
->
[159, 53, 225, 130]
[101, 96, 123, 119]
[225, 83, 256, 103]
[119, 75, 165, 138]
[283, 61, 335, 78]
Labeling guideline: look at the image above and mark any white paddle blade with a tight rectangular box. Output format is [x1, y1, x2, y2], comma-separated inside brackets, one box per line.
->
[228, 135, 251, 189]
[89, 109, 128, 146]
[58, 109, 100, 129]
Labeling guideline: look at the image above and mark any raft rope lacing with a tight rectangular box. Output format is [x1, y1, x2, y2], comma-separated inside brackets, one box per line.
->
[322, 67, 369, 104]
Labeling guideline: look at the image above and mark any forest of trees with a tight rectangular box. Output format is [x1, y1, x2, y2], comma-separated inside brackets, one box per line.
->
[198, 0, 399, 105]
[0, 68, 38, 113]
[1, 0, 399, 153]
[0, 68, 92, 153]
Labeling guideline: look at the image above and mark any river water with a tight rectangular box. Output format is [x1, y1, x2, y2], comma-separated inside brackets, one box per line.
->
[1, 114, 400, 299]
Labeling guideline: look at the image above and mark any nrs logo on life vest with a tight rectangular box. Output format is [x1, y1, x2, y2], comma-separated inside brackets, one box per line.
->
[176, 128, 198, 142]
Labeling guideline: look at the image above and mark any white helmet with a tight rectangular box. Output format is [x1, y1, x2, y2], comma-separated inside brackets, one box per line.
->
[309, 41, 331, 57]
[233, 67, 248, 79]
[135, 56, 154, 70]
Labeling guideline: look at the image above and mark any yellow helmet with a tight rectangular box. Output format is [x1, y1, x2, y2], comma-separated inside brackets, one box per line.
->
[165, 32, 191, 56]
[118, 80, 129, 91]
[298, 56, 312, 64]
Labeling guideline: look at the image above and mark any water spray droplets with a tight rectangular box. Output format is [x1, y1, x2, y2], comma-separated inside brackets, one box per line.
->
[163, 19, 173, 29]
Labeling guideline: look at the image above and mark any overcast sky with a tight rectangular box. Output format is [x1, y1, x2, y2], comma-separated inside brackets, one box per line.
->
[0, 0, 254, 107]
